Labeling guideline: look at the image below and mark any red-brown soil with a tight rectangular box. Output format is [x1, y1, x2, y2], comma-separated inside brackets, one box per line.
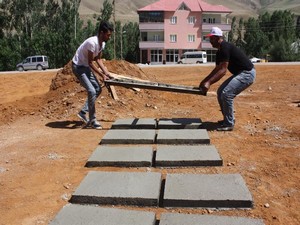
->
[0, 61, 299, 225]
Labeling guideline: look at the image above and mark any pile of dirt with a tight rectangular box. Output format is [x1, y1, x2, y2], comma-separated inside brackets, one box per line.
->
[0, 60, 158, 125]
[50, 60, 149, 91]
[44, 59, 157, 121]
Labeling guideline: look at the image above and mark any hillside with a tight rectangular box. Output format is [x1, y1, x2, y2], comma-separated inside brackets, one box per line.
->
[79, 0, 300, 22]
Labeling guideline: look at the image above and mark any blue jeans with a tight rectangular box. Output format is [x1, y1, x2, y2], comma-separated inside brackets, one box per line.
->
[217, 68, 256, 126]
[72, 63, 101, 121]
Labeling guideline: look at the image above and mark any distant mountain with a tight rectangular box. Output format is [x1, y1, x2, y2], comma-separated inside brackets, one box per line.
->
[79, 0, 300, 23]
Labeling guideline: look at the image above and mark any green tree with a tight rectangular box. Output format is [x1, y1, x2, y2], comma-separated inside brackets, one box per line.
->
[270, 37, 296, 61]
[231, 10, 299, 62]
[41, 0, 83, 68]
[123, 22, 140, 63]
[244, 17, 268, 58]
[100, 0, 114, 22]
[236, 18, 244, 48]
[0, 35, 21, 70]
[228, 16, 236, 42]
[95, 0, 114, 60]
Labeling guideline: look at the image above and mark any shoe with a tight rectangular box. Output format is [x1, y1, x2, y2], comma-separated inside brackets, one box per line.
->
[217, 119, 235, 125]
[90, 119, 103, 130]
[217, 125, 234, 131]
[217, 120, 224, 125]
[77, 111, 88, 124]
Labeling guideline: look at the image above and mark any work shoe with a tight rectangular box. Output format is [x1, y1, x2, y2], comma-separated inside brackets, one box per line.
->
[217, 120, 224, 125]
[217, 125, 234, 132]
[90, 119, 103, 130]
[77, 111, 88, 124]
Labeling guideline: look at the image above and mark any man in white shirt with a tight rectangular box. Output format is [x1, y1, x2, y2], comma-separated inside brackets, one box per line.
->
[72, 21, 113, 129]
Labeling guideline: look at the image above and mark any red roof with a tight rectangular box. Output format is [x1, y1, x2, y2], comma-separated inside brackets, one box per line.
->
[138, 0, 232, 13]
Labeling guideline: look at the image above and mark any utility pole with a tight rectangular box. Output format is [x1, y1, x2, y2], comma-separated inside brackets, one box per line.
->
[121, 26, 126, 60]
[74, 0, 77, 39]
[113, 0, 116, 59]
[120, 25, 123, 59]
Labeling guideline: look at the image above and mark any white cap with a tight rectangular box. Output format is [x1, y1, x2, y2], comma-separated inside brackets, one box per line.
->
[206, 27, 223, 37]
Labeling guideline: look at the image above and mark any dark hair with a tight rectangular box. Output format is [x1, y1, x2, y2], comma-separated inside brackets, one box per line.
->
[98, 21, 113, 34]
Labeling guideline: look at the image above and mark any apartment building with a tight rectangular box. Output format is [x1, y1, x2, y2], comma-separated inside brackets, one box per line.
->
[137, 0, 232, 64]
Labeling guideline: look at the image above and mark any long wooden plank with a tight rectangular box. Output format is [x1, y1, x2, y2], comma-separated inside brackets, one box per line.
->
[105, 78, 206, 95]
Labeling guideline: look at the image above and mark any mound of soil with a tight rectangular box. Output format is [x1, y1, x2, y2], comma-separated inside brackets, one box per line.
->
[0, 60, 157, 125]
[50, 60, 148, 91]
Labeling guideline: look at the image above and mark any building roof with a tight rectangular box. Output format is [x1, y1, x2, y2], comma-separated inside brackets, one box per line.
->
[137, 0, 232, 13]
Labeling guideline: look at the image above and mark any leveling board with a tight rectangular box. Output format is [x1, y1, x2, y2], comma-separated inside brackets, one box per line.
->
[105, 78, 206, 95]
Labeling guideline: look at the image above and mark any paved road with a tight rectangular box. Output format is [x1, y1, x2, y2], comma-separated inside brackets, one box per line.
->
[138, 61, 300, 68]
[0, 68, 61, 74]
[1, 61, 300, 73]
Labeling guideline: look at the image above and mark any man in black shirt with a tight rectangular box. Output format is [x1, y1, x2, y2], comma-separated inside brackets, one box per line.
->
[199, 27, 256, 131]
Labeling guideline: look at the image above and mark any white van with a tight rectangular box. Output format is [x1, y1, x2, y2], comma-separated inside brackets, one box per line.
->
[178, 51, 207, 64]
[16, 55, 49, 71]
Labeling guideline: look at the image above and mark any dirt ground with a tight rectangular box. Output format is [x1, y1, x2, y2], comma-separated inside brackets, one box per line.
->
[0, 61, 299, 225]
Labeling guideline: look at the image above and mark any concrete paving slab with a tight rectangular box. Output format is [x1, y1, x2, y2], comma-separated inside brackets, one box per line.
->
[159, 213, 265, 225]
[163, 173, 253, 208]
[100, 129, 156, 144]
[49, 204, 156, 225]
[155, 145, 222, 167]
[111, 118, 156, 129]
[70, 171, 162, 206]
[157, 129, 210, 144]
[157, 118, 202, 129]
[86, 145, 153, 167]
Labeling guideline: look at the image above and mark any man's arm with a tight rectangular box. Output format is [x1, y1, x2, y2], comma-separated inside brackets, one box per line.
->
[95, 52, 111, 80]
[87, 51, 111, 80]
[199, 61, 228, 93]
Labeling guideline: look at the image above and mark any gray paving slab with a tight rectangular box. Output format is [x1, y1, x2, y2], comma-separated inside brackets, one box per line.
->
[100, 129, 156, 144]
[163, 173, 253, 208]
[85, 145, 153, 167]
[111, 118, 157, 129]
[157, 118, 202, 129]
[49, 204, 156, 225]
[155, 145, 222, 167]
[156, 129, 210, 144]
[70, 171, 162, 206]
[159, 213, 265, 225]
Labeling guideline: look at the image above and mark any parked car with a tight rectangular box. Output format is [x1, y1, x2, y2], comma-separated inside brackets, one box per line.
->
[178, 51, 207, 64]
[16, 55, 49, 71]
[250, 57, 261, 63]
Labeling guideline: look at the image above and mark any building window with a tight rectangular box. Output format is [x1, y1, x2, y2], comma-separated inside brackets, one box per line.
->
[178, 3, 189, 10]
[166, 49, 179, 63]
[170, 34, 177, 43]
[188, 35, 195, 42]
[154, 35, 159, 42]
[188, 16, 196, 24]
[139, 12, 164, 23]
[170, 16, 177, 24]
[151, 49, 163, 63]
[203, 35, 210, 41]
[206, 49, 217, 62]
[208, 18, 216, 23]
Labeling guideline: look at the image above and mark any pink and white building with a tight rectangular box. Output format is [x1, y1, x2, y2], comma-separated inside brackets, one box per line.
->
[137, 0, 232, 64]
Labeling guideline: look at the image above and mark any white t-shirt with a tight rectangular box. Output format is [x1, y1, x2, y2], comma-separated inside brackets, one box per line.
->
[72, 36, 106, 67]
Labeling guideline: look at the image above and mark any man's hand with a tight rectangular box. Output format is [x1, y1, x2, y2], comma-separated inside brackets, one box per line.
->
[103, 73, 112, 80]
[199, 81, 210, 95]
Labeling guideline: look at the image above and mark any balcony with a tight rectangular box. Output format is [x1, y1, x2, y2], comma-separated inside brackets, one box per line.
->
[139, 22, 164, 31]
[202, 23, 231, 32]
[201, 42, 213, 49]
[139, 41, 164, 49]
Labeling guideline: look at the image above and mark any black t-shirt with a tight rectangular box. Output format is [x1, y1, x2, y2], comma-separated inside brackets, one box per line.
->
[216, 41, 253, 75]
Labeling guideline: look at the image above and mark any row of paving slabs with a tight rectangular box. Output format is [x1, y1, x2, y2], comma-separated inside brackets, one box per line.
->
[49, 118, 265, 225]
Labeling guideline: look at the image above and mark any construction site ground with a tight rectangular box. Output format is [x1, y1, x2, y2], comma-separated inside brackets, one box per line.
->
[0, 61, 299, 225]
